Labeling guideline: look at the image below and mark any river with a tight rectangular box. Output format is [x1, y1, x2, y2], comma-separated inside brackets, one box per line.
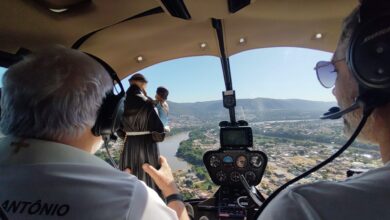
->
[159, 132, 191, 171]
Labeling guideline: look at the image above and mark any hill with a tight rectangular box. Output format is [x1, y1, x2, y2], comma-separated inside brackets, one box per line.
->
[168, 98, 335, 122]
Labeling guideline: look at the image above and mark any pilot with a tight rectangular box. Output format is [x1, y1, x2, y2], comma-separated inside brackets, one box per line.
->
[258, 1, 390, 220]
[0, 46, 188, 220]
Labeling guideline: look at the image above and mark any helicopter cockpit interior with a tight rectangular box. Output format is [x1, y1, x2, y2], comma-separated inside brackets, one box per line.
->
[1, 0, 378, 220]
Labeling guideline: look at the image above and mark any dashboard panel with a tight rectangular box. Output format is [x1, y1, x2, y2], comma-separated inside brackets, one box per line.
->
[203, 149, 267, 186]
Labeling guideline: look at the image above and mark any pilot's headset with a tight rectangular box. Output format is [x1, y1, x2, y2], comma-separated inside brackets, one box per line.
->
[347, 0, 390, 109]
[86, 53, 125, 139]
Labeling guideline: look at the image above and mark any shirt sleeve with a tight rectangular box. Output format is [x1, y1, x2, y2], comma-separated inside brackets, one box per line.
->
[128, 181, 178, 220]
[257, 188, 321, 220]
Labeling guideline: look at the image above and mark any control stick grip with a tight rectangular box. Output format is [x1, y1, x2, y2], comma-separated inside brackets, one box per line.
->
[239, 174, 263, 207]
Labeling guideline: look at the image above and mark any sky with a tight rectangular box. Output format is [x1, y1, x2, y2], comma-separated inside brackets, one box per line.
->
[121, 47, 334, 103]
[0, 47, 334, 103]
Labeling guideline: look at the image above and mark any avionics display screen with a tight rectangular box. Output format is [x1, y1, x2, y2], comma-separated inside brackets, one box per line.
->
[220, 127, 253, 148]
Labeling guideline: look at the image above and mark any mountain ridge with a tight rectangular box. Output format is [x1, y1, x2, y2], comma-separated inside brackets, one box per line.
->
[168, 97, 336, 121]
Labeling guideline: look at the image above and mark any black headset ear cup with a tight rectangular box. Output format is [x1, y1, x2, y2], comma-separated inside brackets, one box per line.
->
[84, 52, 126, 137]
[347, 15, 390, 90]
[92, 92, 125, 137]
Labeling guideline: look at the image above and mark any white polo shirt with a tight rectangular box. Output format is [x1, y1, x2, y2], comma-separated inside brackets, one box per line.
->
[258, 162, 390, 220]
[0, 136, 177, 220]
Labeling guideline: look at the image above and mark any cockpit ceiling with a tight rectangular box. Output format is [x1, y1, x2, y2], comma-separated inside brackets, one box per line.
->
[0, 0, 358, 79]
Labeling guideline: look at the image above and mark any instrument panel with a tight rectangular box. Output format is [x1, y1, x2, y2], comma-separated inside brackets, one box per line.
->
[203, 149, 267, 186]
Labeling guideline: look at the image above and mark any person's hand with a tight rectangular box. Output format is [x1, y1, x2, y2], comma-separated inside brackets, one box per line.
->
[143, 156, 179, 197]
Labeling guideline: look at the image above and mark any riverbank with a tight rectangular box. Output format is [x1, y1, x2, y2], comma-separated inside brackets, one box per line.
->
[159, 132, 191, 171]
[174, 129, 219, 199]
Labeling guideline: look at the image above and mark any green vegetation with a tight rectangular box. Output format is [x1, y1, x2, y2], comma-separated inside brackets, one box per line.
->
[176, 139, 203, 166]
[176, 128, 216, 193]
[94, 143, 120, 165]
[182, 191, 195, 200]
[176, 127, 214, 166]
[167, 126, 192, 137]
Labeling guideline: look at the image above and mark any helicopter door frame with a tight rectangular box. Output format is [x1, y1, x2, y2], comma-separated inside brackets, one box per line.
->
[212, 18, 237, 124]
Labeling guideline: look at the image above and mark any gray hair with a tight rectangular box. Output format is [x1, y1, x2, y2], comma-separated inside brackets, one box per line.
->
[0, 45, 112, 140]
[333, 6, 360, 60]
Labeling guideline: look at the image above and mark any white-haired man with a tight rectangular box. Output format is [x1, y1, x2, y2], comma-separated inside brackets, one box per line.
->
[0, 46, 188, 220]
[258, 2, 390, 220]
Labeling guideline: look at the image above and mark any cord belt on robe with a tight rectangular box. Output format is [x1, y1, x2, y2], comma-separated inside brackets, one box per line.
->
[125, 131, 151, 136]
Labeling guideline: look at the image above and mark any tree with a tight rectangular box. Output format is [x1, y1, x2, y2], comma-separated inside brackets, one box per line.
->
[185, 180, 193, 187]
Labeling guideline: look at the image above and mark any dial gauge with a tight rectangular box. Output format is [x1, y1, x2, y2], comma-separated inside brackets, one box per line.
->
[250, 155, 263, 168]
[223, 155, 234, 164]
[209, 155, 221, 168]
[236, 155, 247, 168]
[216, 171, 227, 182]
[230, 171, 241, 182]
[245, 171, 256, 182]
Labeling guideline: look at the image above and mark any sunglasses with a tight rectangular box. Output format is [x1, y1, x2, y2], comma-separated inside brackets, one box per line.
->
[314, 59, 344, 88]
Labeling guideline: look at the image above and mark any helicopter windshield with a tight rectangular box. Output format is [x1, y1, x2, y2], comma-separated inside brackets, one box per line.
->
[0, 67, 6, 85]
[2, 1, 387, 219]
[94, 47, 381, 200]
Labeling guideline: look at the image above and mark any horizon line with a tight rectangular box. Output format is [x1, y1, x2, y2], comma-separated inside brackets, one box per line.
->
[168, 97, 336, 104]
